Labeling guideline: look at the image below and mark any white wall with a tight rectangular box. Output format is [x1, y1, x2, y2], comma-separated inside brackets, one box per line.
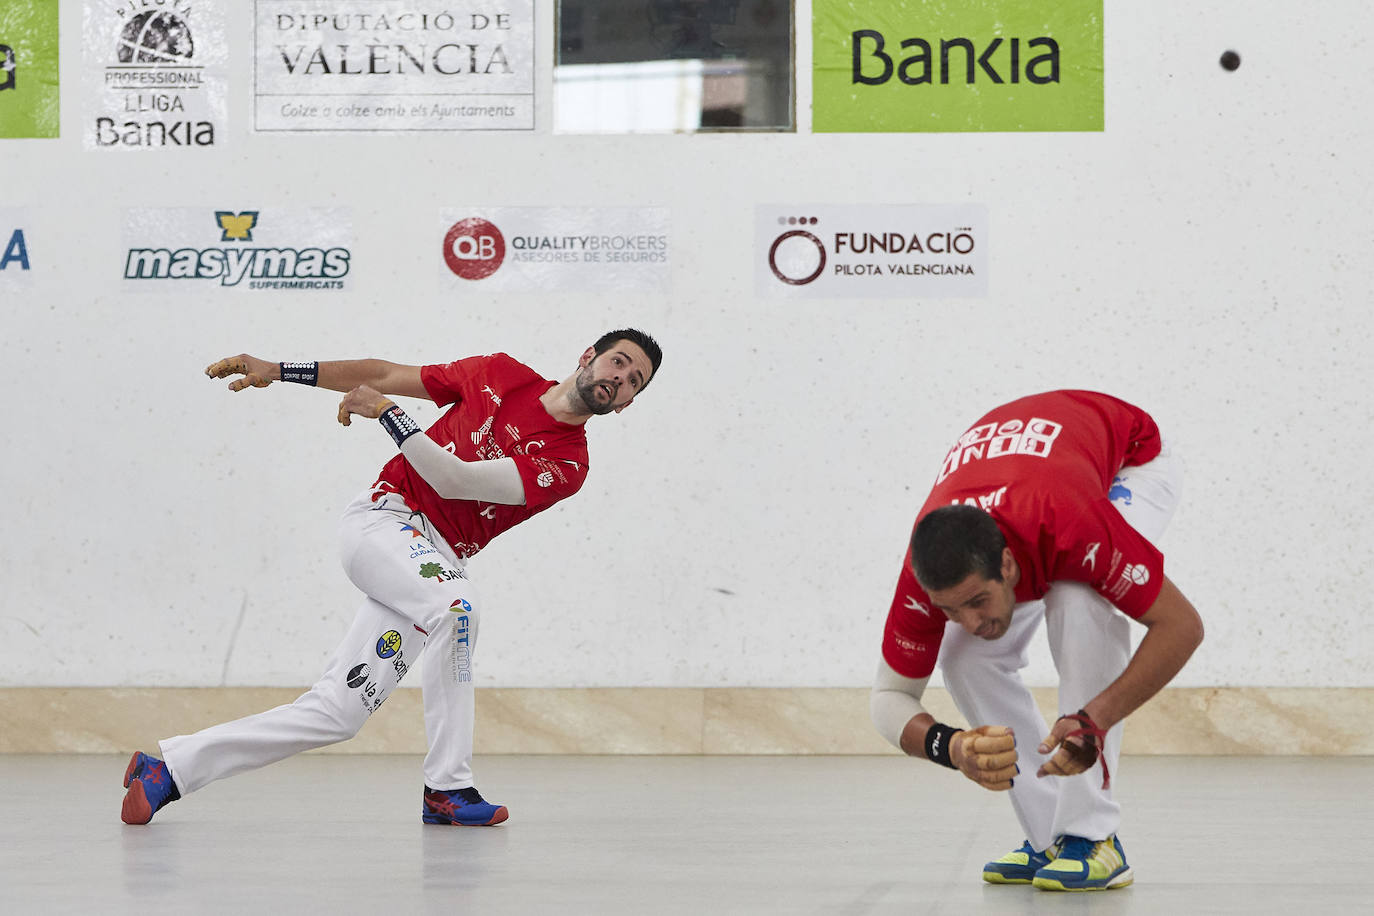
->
[2, 1, 1371, 689]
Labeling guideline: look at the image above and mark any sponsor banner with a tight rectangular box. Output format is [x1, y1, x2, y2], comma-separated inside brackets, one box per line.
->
[83, 0, 229, 150]
[254, 0, 535, 131]
[0, 0, 60, 138]
[812, 0, 1103, 132]
[756, 205, 987, 299]
[1, 208, 34, 285]
[439, 208, 670, 292]
[121, 207, 354, 292]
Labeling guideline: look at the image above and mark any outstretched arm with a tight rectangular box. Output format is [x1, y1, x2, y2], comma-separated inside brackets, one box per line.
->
[1037, 575, 1203, 777]
[206, 354, 429, 400]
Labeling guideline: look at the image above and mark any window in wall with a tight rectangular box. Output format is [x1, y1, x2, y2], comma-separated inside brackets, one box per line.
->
[556, 1, 794, 133]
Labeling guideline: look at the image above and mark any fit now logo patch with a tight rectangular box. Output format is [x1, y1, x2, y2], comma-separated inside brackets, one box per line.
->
[813, 0, 1103, 132]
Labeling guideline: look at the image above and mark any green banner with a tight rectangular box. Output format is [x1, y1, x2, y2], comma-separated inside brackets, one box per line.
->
[0, 1, 60, 139]
[813, 0, 1102, 133]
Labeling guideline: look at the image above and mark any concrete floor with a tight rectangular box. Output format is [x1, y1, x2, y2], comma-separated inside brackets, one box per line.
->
[2, 754, 1368, 914]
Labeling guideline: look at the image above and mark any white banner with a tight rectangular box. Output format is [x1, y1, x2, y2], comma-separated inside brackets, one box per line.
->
[83, 0, 229, 150]
[121, 207, 355, 292]
[438, 208, 671, 292]
[755, 204, 988, 299]
[254, 0, 535, 131]
[0, 209, 34, 286]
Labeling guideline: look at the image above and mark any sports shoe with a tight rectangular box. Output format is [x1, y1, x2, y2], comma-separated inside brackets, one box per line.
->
[422, 786, 508, 826]
[982, 839, 1058, 884]
[1032, 834, 1133, 891]
[121, 751, 181, 825]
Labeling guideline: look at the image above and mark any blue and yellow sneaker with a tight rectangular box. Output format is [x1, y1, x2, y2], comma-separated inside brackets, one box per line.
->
[121, 751, 180, 825]
[982, 840, 1058, 884]
[422, 786, 508, 826]
[1032, 834, 1133, 891]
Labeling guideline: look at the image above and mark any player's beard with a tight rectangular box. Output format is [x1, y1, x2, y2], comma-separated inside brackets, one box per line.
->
[573, 366, 618, 415]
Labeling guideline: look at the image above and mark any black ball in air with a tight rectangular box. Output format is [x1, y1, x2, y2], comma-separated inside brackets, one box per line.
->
[1220, 50, 1241, 71]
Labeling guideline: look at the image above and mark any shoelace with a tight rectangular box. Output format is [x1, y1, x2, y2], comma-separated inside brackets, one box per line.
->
[1057, 836, 1097, 862]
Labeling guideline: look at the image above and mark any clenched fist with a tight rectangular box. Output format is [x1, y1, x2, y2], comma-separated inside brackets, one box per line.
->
[951, 725, 1019, 791]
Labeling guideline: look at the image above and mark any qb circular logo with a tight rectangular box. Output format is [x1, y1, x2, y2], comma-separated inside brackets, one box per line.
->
[376, 630, 402, 659]
[346, 664, 371, 689]
[1126, 564, 1150, 585]
[443, 218, 505, 280]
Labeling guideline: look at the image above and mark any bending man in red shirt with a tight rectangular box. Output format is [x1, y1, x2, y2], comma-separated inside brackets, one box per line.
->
[871, 390, 1203, 891]
[121, 329, 661, 827]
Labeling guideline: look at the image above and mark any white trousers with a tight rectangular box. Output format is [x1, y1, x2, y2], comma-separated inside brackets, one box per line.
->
[162, 489, 482, 795]
[937, 445, 1183, 851]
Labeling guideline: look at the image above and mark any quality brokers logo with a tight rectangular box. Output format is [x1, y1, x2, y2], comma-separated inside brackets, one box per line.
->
[768, 215, 826, 285]
[124, 210, 350, 289]
[443, 217, 505, 280]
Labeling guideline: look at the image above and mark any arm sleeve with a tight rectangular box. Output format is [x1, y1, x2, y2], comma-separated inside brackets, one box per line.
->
[870, 658, 930, 752]
[399, 435, 526, 505]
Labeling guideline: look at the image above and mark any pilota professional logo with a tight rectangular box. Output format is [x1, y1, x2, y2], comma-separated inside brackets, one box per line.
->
[86, 0, 227, 149]
[443, 217, 506, 279]
[812, 0, 1103, 132]
[768, 217, 825, 285]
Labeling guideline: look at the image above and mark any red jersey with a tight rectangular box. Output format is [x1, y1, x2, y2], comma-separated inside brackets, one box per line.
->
[374, 353, 589, 558]
[881, 391, 1165, 678]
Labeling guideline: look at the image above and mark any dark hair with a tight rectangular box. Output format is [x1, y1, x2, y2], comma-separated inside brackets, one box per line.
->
[593, 328, 662, 388]
[910, 505, 1007, 591]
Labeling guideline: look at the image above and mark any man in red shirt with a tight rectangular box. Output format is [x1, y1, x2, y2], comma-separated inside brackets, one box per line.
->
[121, 329, 661, 827]
[870, 390, 1203, 891]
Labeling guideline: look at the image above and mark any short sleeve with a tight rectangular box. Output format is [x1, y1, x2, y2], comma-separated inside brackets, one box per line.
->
[512, 449, 588, 512]
[421, 355, 490, 407]
[1051, 499, 1166, 618]
[880, 544, 948, 678]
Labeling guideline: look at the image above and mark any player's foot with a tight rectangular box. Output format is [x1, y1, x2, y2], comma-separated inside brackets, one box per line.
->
[121, 751, 181, 825]
[422, 786, 508, 826]
[1032, 834, 1132, 891]
[982, 839, 1058, 884]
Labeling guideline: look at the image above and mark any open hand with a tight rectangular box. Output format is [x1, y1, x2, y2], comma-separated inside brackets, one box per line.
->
[206, 354, 277, 391]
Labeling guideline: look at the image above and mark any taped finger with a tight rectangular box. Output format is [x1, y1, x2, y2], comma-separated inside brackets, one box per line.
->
[977, 749, 1018, 771]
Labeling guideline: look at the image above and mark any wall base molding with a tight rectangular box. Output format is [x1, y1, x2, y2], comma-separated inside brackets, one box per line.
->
[2, 687, 1368, 755]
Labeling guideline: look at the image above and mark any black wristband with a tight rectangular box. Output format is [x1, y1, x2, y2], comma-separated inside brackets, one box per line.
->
[280, 361, 318, 385]
[924, 722, 960, 769]
[378, 404, 422, 448]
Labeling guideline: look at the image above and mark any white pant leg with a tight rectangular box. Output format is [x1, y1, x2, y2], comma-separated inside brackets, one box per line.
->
[162, 489, 481, 796]
[939, 601, 1061, 853]
[162, 595, 416, 794]
[420, 591, 480, 790]
[1043, 441, 1184, 840]
[1043, 582, 1130, 840]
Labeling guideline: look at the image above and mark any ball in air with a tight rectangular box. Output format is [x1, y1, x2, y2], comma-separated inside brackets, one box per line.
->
[1220, 50, 1241, 71]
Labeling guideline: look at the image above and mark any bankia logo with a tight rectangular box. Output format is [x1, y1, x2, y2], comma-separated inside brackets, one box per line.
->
[123, 209, 351, 289]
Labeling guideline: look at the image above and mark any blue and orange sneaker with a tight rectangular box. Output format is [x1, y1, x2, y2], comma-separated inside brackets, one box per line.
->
[422, 786, 508, 826]
[121, 751, 180, 825]
[1032, 834, 1133, 891]
[983, 839, 1059, 884]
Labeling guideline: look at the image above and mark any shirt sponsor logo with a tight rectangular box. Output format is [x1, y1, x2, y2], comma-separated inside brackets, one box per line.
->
[937, 417, 1063, 484]
[1082, 542, 1101, 570]
[757, 205, 987, 299]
